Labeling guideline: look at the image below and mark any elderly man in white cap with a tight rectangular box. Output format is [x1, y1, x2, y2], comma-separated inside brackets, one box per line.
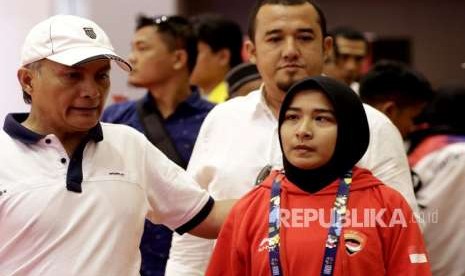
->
[0, 15, 234, 276]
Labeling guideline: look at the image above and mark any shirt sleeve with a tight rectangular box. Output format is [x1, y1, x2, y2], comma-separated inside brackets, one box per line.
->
[358, 104, 418, 212]
[142, 138, 212, 232]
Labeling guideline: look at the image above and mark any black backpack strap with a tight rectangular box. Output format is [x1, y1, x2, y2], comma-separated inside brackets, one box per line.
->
[136, 98, 187, 169]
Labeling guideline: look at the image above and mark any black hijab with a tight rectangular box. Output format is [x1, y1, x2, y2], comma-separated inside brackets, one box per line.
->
[278, 76, 370, 193]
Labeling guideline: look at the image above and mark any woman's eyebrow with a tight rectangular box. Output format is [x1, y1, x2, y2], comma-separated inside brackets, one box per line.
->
[286, 106, 301, 112]
[313, 108, 335, 114]
[287, 106, 334, 114]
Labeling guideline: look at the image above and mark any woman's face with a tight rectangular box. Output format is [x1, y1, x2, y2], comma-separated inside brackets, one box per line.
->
[280, 89, 338, 170]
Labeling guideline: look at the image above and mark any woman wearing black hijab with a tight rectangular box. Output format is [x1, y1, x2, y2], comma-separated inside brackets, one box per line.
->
[207, 76, 430, 276]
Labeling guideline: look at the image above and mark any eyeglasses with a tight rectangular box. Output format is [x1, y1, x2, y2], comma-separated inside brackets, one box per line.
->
[148, 15, 191, 50]
[151, 15, 189, 28]
[154, 15, 169, 25]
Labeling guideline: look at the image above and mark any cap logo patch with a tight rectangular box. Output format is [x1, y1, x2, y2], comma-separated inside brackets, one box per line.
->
[83, 27, 96, 39]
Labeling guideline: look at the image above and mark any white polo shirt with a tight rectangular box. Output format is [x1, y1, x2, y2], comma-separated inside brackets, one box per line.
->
[0, 113, 213, 276]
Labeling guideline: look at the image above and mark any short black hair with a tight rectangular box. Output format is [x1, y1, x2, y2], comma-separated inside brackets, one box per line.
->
[422, 84, 465, 130]
[22, 61, 42, 104]
[359, 60, 434, 108]
[247, 0, 327, 42]
[136, 15, 198, 72]
[22, 90, 31, 104]
[330, 26, 366, 42]
[329, 26, 367, 57]
[191, 14, 244, 69]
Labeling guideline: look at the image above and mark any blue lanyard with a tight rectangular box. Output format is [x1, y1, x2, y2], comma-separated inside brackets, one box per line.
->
[268, 171, 352, 276]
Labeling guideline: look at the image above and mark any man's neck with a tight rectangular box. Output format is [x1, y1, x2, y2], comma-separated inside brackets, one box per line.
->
[199, 77, 224, 96]
[148, 78, 191, 119]
[263, 85, 285, 118]
[22, 114, 87, 156]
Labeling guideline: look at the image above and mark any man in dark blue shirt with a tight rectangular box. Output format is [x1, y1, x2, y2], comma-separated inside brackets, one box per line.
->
[102, 15, 213, 276]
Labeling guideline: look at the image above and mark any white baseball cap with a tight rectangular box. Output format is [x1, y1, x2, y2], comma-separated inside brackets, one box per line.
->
[20, 14, 131, 71]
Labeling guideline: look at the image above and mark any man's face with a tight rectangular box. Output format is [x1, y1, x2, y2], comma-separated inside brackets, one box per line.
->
[247, 3, 332, 94]
[388, 102, 427, 139]
[128, 26, 178, 87]
[334, 36, 367, 85]
[190, 41, 227, 90]
[29, 59, 111, 133]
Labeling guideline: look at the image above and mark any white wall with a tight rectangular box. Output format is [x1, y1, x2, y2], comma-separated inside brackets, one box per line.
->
[0, 1, 53, 123]
[0, 0, 177, 123]
[86, 0, 178, 104]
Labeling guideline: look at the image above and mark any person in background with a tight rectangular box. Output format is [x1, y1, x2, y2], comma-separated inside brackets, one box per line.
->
[102, 15, 214, 276]
[324, 38, 418, 209]
[207, 76, 430, 276]
[190, 13, 244, 103]
[0, 14, 233, 276]
[408, 84, 465, 276]
[323, 26, 368, 91]
[359, 60, 434, 139]
[225, 62, 262, 99]
[166, 1, 417, 275]
[323, 34, 417, 206]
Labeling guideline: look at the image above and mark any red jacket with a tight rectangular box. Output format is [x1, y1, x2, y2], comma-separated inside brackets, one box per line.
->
[207, 167, 431, 276]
